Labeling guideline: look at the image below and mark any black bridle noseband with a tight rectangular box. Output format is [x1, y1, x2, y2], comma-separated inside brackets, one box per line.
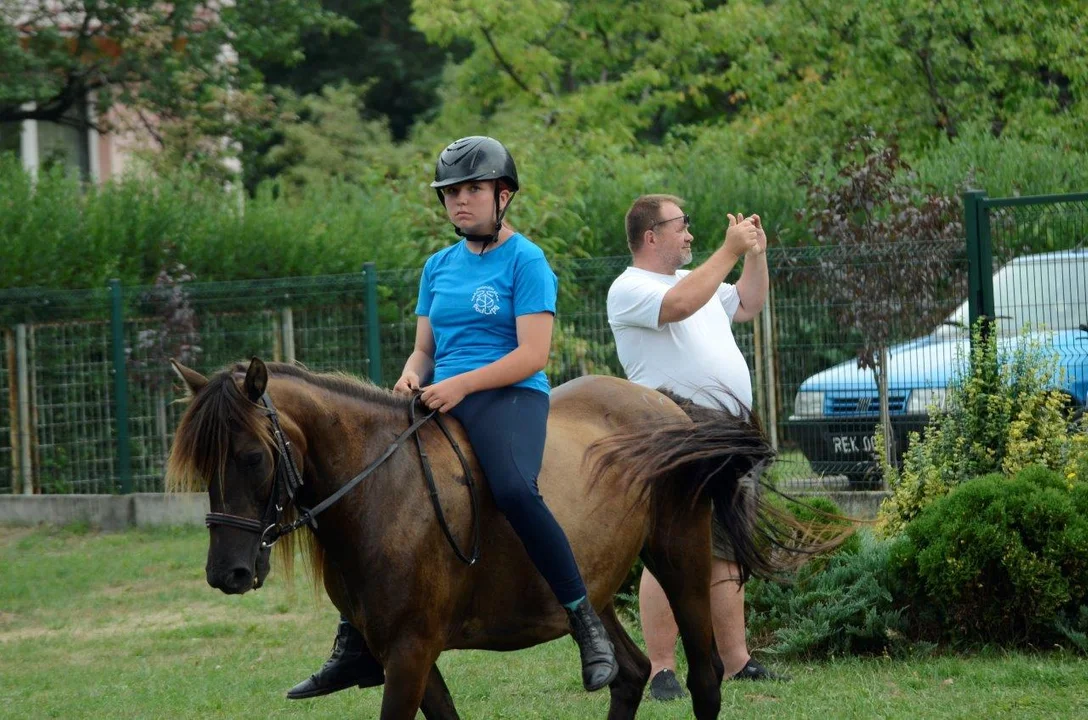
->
[204, 392, 481, 565]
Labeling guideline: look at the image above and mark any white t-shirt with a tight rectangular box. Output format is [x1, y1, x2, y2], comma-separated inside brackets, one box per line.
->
[607, 266, 752, 411]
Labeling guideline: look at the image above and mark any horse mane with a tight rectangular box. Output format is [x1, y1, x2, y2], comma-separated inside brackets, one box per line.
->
[165, 361, 410, 589]
[165, 367, 273, 496]
[246, 361, 412, 411]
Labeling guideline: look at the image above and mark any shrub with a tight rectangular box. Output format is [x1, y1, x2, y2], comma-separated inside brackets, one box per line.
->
[746, 530, 911, 659]
[769, 493, 863, 560]
[879, 322, 1088, 533]
[898, 467, 1088, 648]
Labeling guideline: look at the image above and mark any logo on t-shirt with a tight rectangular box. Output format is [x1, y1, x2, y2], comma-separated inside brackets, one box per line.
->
[471, 286, 500, 315]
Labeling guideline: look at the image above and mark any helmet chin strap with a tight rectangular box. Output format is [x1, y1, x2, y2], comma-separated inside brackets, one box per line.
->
[457, 188, 516, 255]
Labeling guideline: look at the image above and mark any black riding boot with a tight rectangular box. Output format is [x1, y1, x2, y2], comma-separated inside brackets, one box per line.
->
[286, 618, 385, 700]
[565, 599, 619, 692]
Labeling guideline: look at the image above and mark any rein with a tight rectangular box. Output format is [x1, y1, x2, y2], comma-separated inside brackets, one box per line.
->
[204, 392, 481, 565]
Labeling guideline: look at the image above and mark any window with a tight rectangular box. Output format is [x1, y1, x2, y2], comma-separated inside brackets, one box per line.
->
[0, 122, 21, 156]
[36, 99, 91, 179]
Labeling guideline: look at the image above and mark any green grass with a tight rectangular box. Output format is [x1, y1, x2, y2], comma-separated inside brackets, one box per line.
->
[2, 525, 1086, 719]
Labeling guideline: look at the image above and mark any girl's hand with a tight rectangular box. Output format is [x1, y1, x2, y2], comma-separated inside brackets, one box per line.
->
[393, 371, 422, 395]
[420, 377, 470, 413]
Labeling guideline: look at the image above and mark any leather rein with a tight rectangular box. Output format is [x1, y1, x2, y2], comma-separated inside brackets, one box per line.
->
[204, 391, 481, 565]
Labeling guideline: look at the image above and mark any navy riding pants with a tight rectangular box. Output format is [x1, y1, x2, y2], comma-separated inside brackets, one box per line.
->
[449, 386, 587, 606]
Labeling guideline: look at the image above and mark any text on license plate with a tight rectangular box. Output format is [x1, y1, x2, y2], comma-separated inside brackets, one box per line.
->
[831, 434, 876, 454]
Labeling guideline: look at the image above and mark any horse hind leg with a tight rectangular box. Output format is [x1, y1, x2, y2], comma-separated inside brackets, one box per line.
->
[420, 663, 460, 720]
[599, 603, 651, 720]
[643, 521, 723, 720]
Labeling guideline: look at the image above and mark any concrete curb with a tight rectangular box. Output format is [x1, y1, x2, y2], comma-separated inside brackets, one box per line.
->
[0, 493, 209, 531]
[0, 490, 887, 530]
[792, 491, 888, 521]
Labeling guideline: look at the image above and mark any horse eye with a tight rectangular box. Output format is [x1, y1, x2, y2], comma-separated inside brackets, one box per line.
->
[241, 452, 264, 468]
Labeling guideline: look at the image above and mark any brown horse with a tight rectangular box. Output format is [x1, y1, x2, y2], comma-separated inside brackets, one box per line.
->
[166, 358, 783, 720]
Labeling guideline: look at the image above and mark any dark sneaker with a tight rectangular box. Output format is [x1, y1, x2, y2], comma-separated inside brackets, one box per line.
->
[730, 657, 789, 681]
[648, 668, 685, 701]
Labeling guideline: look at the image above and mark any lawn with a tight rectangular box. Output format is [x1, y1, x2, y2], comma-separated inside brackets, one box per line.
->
[1, 525, 1085, 719]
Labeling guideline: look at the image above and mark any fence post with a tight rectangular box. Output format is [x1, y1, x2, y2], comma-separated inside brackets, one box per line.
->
[363, 262, 383, 385]
[752, 310, 767, 426]
[15, 324, 33, 495]
[964, 190, 996, 342]
[281, 307, 296, 364]
[760, 294, 779, 451]
[5, 329, 16, 493]
[109, 279, 132, 494]
[978, 200, 996, 322]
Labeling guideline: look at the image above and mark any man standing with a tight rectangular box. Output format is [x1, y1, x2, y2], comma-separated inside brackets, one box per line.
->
[606, 194, 784, 701]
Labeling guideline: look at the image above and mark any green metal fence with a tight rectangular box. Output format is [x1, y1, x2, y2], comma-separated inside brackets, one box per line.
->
[2, 191, 1085, 495]
[966, 191, 1088, 331]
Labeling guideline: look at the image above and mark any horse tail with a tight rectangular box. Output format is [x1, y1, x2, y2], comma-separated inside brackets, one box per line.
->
[587, 388, 854, 582]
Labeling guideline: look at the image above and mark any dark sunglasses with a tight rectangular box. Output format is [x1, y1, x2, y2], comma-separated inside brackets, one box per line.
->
[651, 213, 691, 230]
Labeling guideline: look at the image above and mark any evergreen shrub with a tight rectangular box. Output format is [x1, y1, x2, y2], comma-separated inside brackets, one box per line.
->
[899, 466, 1088, 648]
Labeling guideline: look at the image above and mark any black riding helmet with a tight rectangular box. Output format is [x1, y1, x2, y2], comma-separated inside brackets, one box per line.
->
[431, 136, 519, 249]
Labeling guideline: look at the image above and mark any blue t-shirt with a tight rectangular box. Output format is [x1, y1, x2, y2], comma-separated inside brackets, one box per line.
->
[415, 234, 558, 395]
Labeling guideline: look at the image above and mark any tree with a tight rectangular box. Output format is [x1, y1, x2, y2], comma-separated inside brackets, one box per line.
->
[407, 0, 1085, 164]
[240, 0, 463, 191]
[255, 0, 459, 141]
[797, 130, 964, 469]
[0, 0, 348, 174]
[257, 83, 400, 191]
[411, 0, 752, 143]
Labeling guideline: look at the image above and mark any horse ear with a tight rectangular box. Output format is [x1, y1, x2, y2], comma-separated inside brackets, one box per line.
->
[170, 359, 208, 396]
[243, 357, 268, 403]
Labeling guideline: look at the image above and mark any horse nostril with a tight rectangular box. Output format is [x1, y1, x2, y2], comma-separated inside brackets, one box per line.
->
[228, 566, 253, 592]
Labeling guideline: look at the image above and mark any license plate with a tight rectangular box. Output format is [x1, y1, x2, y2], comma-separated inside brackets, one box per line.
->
[830, 434, 875, 455]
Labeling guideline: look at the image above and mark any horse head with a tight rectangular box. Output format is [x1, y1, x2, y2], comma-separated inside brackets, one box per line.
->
[168, 357, 293, 595]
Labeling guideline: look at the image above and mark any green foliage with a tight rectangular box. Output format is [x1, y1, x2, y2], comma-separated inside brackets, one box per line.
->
[0, 0, 349, 177]
[746, 530, 912, 659]
[253, 0, 458, 140]
[0, 155, 433, 289]
[409, 0, 1086, 167]
[769, 493, 863, 559]
[546, 322, 620, 384]
[795, 131, 964, 369]
[1055, 605, 1088, 654]
[5, 118, 1088, 292]
[897, 467, 1088, 648]
[880, 321, 1088, 533]
[911, 125, 1088, 198]
[258, 84, 414, 191]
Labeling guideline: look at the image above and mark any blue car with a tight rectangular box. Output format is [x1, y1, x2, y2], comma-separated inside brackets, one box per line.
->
[788, 250, 1088, 485]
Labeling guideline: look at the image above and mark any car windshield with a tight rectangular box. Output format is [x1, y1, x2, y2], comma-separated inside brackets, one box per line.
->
[933, 255, 1088, 339]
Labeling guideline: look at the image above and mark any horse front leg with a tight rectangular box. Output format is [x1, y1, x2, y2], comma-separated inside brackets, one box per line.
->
[599, 603, 651, 720]
[420, 663, 460, 720]
[379, 638, 443, 720]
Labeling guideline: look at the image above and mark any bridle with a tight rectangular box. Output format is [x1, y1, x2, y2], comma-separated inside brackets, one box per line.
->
[204, 391, 481, 565]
